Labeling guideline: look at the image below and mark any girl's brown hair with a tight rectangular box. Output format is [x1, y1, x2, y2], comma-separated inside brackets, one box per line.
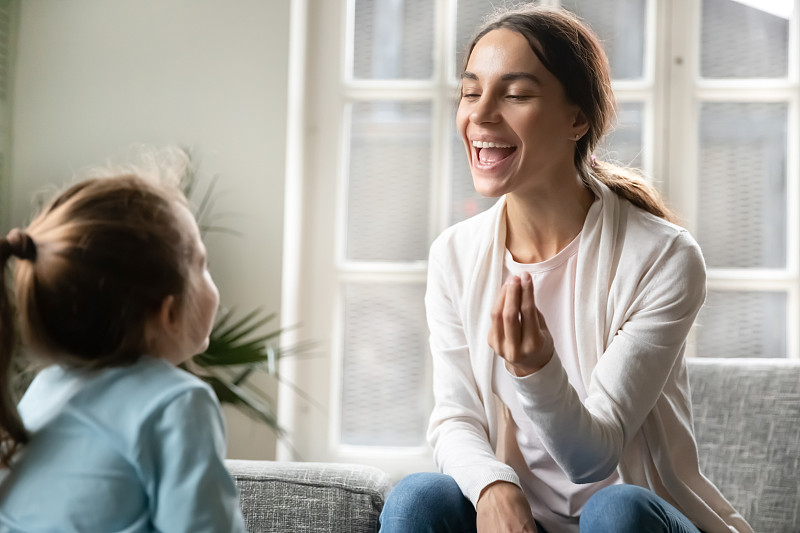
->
[465, 5, 675, 222]
[0, 174, 194, 467]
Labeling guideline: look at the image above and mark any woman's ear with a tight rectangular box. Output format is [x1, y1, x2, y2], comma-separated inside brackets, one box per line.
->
[571, 108, 590, 138]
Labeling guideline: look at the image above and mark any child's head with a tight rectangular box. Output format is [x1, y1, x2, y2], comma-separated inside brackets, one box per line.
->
[0, 171, 219, 466]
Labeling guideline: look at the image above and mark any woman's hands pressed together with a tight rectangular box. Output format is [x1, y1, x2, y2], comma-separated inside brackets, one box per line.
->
[488, 272, 554, 377]
[477, 481, 539, 533]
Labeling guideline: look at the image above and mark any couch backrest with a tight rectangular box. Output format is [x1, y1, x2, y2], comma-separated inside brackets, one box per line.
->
[688, 358, 800, 533]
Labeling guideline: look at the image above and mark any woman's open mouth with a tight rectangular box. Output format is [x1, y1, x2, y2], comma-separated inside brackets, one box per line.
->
[472, 140, 517, 169]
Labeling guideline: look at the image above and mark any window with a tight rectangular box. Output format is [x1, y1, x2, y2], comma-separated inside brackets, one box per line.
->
[280, 0, 799, 473]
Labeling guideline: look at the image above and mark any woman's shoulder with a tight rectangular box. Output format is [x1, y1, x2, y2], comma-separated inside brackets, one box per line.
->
[615, 203, 705, 282]
[622, 202, 701, 254]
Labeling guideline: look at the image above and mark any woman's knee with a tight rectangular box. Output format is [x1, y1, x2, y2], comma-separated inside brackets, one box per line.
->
[382, 472, 466, 516]
[580, 484, 660, 533]
[380, 472, 475, 533]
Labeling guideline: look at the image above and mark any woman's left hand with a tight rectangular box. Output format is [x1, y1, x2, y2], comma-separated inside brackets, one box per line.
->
[488, 272, 554, 377]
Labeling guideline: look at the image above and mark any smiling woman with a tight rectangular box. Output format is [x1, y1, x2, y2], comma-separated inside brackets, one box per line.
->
[458, 30, 580, 196]
[291, 0, 799, 512]
[377, 5, 753, 533]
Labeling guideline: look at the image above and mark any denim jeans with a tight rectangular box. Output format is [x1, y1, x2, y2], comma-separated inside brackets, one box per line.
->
[379, 472, 703, 533]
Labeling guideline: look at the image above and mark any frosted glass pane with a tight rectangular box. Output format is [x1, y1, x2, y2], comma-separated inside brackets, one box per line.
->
[562, 0, 646, 80]
[697, 102, 787, 269]
[340, 283, 429, 446]
[454, 0, 493, 74]
[696, 291, 787, 358]
[455, 0, 646, 80]
[346, 101, 432, 262]
[352, 0, 434, 79]
[598, 102, 644, 168]
[701, 0, 791, 78]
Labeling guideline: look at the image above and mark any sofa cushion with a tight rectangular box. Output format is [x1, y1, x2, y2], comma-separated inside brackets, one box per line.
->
[688, 358, 800, 533]
[227, 459, 391, 533]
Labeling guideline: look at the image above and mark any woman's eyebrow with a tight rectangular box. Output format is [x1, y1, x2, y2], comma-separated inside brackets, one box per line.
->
[460, 71, 542, 86]
[500, 72, 542, 85]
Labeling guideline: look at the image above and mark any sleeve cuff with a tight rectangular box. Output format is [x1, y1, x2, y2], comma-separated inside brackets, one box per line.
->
[506, 349, 570, 407]
[464, 469, 522, 507]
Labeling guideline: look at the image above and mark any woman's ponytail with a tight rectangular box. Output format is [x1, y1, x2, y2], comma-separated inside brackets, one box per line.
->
[0, 232, 30, 469]
[589, 161, 676, 223]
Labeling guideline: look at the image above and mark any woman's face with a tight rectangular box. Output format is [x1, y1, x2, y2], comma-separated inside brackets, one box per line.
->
[457, 28, 585, 198]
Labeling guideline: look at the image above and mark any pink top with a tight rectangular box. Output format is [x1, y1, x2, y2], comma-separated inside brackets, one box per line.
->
[493, 234, 619, 532]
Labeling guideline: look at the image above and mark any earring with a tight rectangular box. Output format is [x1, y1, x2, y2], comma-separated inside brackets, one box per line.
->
[574, 133, 581, 140]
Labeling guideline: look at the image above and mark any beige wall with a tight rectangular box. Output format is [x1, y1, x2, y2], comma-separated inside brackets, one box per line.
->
[10, 0, 291, 459]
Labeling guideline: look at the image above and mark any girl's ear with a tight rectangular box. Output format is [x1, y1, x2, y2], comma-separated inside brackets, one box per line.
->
[154, 295, 180, 337]
[147, 295, 182, 360]
[157, 295, 181, 335]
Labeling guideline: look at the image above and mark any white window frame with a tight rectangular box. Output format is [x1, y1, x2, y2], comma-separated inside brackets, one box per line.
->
[666, 0, 800, 359]
[279, 0, 800, 472]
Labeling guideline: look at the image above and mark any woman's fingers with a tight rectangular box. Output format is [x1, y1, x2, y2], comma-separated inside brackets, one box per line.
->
[500, 272, 554, 376]
[502, 276, 522, 358]
[490, 274, 553, 375]
[519, 272, 536, 354]
[488, 283, 507, 354]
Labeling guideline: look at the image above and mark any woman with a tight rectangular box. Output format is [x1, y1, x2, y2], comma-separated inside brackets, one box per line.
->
[379, 6, 752, 533]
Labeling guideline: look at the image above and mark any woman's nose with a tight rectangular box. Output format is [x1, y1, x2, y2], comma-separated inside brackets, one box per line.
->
[470, 96, 500, 124]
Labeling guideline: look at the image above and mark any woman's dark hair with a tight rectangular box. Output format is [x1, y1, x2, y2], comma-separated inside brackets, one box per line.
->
[0, 173, 194, 467]
[465, 5, 675, 221]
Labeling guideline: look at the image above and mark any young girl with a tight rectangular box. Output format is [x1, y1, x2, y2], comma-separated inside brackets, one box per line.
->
[379, 5, 752, 533]
[0, 168, 248, 532]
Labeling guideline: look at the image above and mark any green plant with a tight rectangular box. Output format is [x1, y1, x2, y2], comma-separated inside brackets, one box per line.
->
[181, 160, 313, 437]
[182, 307, 313, 437]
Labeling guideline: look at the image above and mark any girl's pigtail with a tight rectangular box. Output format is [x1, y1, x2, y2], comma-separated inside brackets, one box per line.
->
[0, 234, 30, 469]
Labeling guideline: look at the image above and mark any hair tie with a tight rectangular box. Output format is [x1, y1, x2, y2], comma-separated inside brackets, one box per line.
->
[590, 154, 597, 169]
[4, 228, 37, 261]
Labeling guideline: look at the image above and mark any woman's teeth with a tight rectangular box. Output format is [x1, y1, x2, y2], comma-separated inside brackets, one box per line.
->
[472, 140, 514, 149]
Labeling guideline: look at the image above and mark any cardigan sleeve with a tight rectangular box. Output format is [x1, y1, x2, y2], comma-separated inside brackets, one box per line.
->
[426, 242, 521, 505]
[507, 231, 707, 484]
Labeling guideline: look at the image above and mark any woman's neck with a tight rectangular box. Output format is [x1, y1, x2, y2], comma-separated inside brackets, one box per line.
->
[504, 172, 594, 264]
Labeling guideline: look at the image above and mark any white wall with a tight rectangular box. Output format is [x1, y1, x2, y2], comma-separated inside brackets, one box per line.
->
[10, 0, 290, 459]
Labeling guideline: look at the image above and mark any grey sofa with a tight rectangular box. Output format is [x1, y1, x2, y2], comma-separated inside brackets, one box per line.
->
[227, 358, 800, 533]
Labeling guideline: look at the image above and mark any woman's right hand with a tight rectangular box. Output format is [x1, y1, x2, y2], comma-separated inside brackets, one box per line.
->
[488, 273, 554, 377]
[476, 481, 538, 533]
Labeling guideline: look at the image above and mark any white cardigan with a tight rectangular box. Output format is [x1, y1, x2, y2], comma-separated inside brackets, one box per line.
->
[425, 178, 752, 533]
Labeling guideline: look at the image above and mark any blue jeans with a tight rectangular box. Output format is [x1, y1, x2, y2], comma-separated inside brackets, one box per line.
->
[581, 484, 703, 533]
[379, 473, 703, 533]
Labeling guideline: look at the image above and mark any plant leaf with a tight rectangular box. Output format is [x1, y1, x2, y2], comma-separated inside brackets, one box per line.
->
[199, 374, 283, 435]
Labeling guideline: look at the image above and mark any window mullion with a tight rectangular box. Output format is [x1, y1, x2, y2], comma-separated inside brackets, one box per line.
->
[664, 0, 701, 235]
[430, 0, 456, 246]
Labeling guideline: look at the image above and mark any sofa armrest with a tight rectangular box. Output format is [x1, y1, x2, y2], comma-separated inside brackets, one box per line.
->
[688, 358, 800, 533]
[226, 459, 391, 533]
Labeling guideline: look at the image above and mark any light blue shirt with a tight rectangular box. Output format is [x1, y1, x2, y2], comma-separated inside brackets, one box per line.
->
[0, 356, 248, 533]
